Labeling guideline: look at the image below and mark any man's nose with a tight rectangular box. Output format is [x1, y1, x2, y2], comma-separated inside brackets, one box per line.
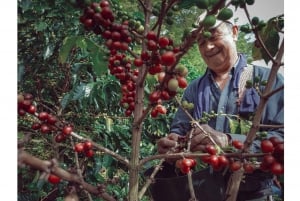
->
[204, 40, 215, 50]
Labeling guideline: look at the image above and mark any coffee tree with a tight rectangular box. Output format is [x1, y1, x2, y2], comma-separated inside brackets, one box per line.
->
[18, 0, 284, 200]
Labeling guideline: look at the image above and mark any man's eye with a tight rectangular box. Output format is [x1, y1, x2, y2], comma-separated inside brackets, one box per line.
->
[210, 36, 218, 41]
[198, 39, 205, 46]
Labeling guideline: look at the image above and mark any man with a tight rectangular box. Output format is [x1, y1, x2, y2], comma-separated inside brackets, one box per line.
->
[154, 12, 284, 201]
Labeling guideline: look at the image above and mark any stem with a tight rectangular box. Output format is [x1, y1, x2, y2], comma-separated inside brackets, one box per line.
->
[18, 149, 116, 201]
[139, 152, 266, 167]
[138, 159, 165, 199]
[128, 1, 151, 200]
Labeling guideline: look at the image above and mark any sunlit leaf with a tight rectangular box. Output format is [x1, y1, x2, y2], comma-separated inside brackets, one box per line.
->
[228, 117, 241, 134]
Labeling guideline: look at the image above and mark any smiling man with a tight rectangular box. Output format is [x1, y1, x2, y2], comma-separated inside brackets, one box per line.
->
[153, 12, 284, 201]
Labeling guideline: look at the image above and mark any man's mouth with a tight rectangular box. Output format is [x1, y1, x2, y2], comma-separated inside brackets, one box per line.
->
[205, 50, 221, 58]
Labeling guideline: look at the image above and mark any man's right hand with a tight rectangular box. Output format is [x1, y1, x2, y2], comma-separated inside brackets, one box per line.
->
[157, 133, 180, 154]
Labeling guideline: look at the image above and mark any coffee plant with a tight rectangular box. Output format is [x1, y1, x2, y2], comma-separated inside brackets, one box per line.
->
[18, 0, 284, 200]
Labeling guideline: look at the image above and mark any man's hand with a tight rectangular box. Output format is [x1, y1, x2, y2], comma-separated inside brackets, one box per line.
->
[157, 133, 180, 154]
[190, 124, 229, 152]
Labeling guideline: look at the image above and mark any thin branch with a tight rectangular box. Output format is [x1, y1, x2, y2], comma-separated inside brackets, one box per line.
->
[138, 158, 165, 199]
[263, 85, 284, 99]
[18, 149, 116, 201]
[139, 152, 266, 167]
[243, 5, 277, 64]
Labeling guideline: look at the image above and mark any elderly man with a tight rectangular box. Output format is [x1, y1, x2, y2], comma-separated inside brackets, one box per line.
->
[152, 12, 284, 201]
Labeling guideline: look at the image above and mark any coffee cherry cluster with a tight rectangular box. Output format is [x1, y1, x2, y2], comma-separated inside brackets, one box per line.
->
[74, 141, 95, 158]
[200, 144, 229, 171]
[18, 93, 94, 158]
[175, 158, 197, 174]
[260, 137, 284, 175]
[79, 1, 190, 118]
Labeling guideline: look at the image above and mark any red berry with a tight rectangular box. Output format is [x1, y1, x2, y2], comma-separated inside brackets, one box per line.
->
[146, 31, 157, 41]
[147, 40, 158, 51]
[85, 149, 95, 157]
[133, 58, 143, 67]
[55, 133, 66, 143]
[209, 155, 219, 168]
[74, 143, 84, 153]
[161, 51, 176, 66]
[100, 0, 110, 8]
[26, 105, 36, 114]
[205, 144, 217, 155]
[31, 122, 41, 130]
[270, 162, 284, 175]
[232, 140, 244, 150]
[262, 154, 276, 167]
[177, 76, 188, 88]
[158, 36, 169, 48]
[268, 136, 282, 146]
[274, 143, 284, 156]
[200, 155, 211, 164]
[243, 163, 255, 173]
[18, 109, 26, 116]
[62, 126, 73, 135]
[218, 155, 229, 167]
[149, 91, 161, 103]
[47, 115, 58, 125]
[182, 158, 194, 168]
[40, 124, 51, 134]
[150, 108, 159, 118]
[38, 112, 49, 121]
[180, 165, 190, 174]
[261, 139, 275, 153]
[48, 174, 61, 184]
[230, 161, 242, 172]
[155, 104, 167, 114]
[84, 141, 93, 150]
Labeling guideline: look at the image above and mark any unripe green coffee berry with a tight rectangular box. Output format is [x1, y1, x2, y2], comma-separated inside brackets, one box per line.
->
[240, 24, 252, 33]
[217, 8, 233, 21]
[246, 0, 255, 5]
[196, 0, 210, 9]
[202, 15, 216, 28]
[251, 16, 259, 26]
[202, 31, 212, 39]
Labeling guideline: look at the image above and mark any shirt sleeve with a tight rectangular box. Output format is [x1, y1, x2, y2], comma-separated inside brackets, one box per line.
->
[170, 78, 200, 136]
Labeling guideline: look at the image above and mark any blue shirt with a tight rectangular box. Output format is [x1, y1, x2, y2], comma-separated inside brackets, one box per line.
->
[170, 54, 284, 152]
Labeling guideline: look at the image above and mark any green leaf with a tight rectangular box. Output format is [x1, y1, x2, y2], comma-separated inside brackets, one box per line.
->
[102, 155, 113, 168]
[60, 93, 72, 110]
[34, 21, 48, 31]
[240, 119, 252, 135]
[91, 51, 108, 76]
[228, 117, 241, 134]
[177, 0, 198, 9]
[252, 45, 263, 61]
[258, 20, 280, 64]
[59, 36, 80, 63]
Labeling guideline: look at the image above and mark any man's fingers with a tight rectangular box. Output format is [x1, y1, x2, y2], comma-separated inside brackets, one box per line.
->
[157, 137, 177, 154]
[190, 134, 207, 149]
[190, 144, 206, 152]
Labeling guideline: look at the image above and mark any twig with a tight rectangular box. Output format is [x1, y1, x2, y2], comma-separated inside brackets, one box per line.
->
[18, 149, 116, 201]
[138, 158, 165, 199]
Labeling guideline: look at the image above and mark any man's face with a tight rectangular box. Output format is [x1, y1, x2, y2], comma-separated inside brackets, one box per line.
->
[198, 23, 238, 73]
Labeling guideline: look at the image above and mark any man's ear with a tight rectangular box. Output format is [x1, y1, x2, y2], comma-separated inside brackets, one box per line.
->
[232, 25, 239, 41]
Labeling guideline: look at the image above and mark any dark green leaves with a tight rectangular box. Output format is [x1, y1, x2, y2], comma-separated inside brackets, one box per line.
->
[252, 17, 281, 64]
[59, 36, 108, 76]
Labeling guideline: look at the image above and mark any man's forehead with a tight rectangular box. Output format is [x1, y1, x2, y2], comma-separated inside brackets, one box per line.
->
[199, 24, 227, 37]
